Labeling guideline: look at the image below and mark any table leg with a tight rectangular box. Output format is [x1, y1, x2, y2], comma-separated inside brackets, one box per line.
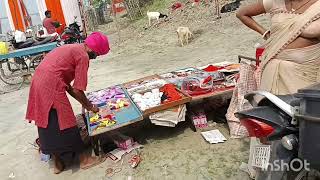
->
[186, 103, 197, 132]
[91, 136, 100, 156]
[189, 116, 197, 132]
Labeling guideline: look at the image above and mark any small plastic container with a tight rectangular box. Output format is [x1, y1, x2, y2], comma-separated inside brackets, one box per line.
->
[255, 43, 265, 66]
[112, 134, 134, 150]
[40, 153, 51, 162]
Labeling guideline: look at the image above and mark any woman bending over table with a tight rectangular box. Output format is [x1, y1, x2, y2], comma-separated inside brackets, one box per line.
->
[26, 32, 110, 174]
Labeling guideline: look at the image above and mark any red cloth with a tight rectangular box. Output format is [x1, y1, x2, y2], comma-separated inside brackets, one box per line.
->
[43, 17, 56, 34]
[203, 65, 223, 72]
[26, 44, 89, 130]
[171, 2, 183, 10]
[160, 84, 182, 103]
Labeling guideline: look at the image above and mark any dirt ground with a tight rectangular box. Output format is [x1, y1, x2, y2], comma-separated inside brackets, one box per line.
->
[0, 0, 270, 179]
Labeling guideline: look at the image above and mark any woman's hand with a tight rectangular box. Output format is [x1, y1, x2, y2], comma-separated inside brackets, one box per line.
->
[236, 0, 269, 37]
[67, 85, 97, 112]
[90, 105, 99, 113]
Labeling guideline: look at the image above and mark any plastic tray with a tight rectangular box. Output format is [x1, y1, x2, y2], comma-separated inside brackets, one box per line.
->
[123, 75, 191, 116]
[84, 85, 143, 136]
[160, 67, 208, 89]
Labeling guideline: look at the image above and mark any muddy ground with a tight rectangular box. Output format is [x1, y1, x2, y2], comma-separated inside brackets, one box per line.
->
[0, 0, 269, 179]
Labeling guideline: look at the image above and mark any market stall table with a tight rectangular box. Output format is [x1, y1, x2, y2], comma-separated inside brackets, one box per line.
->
[159, 64, 239, 131]
[190, 87, 234, 101]
[160, 65, 237, 102]
[80, 63, 240, 154]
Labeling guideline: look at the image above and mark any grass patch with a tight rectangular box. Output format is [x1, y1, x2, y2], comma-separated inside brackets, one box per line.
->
[128, 0, 186, 27]
[144, 0, 173, 11]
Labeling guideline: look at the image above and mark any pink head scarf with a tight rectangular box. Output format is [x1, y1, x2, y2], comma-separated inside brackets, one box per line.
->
[84, 32, 110, 55]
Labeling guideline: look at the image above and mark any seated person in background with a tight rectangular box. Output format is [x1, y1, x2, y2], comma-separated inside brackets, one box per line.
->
[43, 10, 60, 34]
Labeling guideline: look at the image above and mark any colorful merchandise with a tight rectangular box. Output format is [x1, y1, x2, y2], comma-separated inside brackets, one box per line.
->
[87, 86, 128, 108]
[172, 68, 205, 78]
[203, 65, 223, 72]
[190, 111, 208, 129]
[181, 76, 213, 96]
[131, 89, 163, 111]
[86, 86, 135, 133]
[127, 79, 167, 95]
[112, 134, 134, 150]
[126, 77, 168, 111]
[161, 68, 211, 89]
[207, 71, 225, 82]
[200, 62, 241, 73]
[160, 84, 182, 103]
[89, 109, 116, 130]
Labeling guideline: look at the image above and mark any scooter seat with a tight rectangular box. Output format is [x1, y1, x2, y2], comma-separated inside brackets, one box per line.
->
[277, 95, 300, 107]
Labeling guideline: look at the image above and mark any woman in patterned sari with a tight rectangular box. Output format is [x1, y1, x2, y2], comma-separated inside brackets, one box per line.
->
[236, 0, 320, 179]
[237, 0, 320, 94]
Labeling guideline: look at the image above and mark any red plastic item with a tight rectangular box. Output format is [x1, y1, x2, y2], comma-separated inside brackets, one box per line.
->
[256, 47, 265, 66]
[240, 118, 274, 138]
[181, 76, 213, 96]
[128, 155, 141, 168]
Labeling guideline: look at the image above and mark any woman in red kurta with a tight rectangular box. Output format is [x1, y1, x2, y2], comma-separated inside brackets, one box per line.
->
[26, 32, 110, 174]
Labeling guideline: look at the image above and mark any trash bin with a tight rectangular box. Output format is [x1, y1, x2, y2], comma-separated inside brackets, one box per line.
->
[295, 83, 320, 168]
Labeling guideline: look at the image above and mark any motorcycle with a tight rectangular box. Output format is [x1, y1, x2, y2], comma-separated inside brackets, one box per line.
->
[61, 16, 85, 44]
[235, 84, 320, 180]
[7, 30, 58, 49]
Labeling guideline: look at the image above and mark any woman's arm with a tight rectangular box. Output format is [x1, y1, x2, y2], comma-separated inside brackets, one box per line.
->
[302, 19, 320, 39]
[236, 1, 269, 37]
[67, 85, 99, 113]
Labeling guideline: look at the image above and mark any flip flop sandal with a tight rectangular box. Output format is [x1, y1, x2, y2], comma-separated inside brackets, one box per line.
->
[128, 155, 141, 168]
[81, 156, 106, 170]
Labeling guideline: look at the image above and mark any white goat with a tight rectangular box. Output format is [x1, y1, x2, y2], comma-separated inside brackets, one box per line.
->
[176, 27, 193, 47]
[147, 11, 168, 26]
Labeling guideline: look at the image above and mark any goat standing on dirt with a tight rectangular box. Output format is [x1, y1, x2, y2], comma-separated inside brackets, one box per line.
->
[176, 27, 193, 47]
[147, 11, 168, 26]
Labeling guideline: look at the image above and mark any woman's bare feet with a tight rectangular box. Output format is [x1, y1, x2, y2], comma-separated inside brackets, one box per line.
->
[53, 154, 65, 174]
[79, 153, 106, 170]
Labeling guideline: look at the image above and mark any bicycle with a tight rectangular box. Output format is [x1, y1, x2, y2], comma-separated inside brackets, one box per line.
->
[0, 42, 57, 93]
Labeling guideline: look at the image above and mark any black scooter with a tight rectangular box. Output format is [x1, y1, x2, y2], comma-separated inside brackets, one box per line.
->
[235, 84, 320, 180]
